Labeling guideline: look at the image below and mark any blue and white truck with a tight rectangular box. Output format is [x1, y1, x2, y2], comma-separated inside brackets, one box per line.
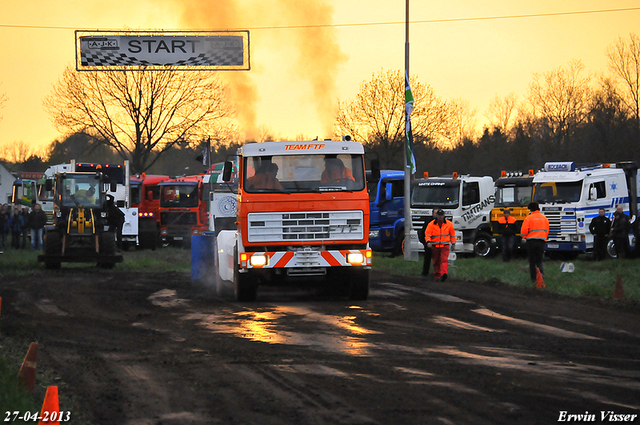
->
[532, 161, 639, 258]
[367, 170, 405, 255]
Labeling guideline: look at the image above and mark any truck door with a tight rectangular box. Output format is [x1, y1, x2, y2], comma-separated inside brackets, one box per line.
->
[379, 178, 404, 226]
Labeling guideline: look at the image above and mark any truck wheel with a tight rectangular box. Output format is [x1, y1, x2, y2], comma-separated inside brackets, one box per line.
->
[474, 233, 495, 258]
[606, 238, 618, 259]
[99, 231, 116, 269]
[233, 258, 257, 301]
[44, 230, 62, 269]
[348, 268, 370, 301]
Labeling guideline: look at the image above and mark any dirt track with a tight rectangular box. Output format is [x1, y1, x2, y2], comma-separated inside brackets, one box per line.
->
[1, 269, 640, 425]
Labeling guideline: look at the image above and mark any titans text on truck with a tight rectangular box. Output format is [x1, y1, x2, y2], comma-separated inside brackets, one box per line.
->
[215, 139, 372, 301]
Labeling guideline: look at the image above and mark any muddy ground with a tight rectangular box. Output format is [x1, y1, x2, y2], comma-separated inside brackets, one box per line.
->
[1, 269, 640, 425]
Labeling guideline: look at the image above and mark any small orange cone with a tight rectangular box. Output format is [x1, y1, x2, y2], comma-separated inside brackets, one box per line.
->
[18, 342, 38, 393]
[38, 386, 60, 425]
[614, 274, 625, 299]
[536, 268, 545, 289]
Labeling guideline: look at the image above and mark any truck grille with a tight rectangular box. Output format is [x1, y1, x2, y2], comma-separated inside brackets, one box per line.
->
[247, 210, 363, 242]
[543, 210, 576, 239]
[161, 212, 198, 226]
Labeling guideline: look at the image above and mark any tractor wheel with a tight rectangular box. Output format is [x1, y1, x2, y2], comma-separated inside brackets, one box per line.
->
[99, 231, 117, 269]
[43, 231, 62, 269]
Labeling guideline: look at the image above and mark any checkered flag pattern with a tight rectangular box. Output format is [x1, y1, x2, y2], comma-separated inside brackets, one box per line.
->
[81, 51, 244, 68]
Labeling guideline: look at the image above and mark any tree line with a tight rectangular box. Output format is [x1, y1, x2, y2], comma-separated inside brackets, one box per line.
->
[1, 34, 639, 179]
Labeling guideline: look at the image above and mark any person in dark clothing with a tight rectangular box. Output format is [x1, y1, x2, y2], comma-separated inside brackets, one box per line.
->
[8, 208, 24, 249]
[105, 195, 125, 251]
[20, 207, 30, 249]
[28, 203, 48, 250]
[589, 208, 611, 261]
[419, 209, 437, 276]
[0, 205, 9, 250]
[610, 205, 630, 259]
[498, 209, 517, 262]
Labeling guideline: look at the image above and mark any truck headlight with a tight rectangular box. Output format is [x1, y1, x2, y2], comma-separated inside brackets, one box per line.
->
[347, 252, 365, 265]
[250, 254, 267, 267]
[570, 234, 583, 242]
[369, 230, 379, 238]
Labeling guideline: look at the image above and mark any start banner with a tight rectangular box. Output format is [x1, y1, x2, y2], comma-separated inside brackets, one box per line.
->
[75, 30, 250, 71]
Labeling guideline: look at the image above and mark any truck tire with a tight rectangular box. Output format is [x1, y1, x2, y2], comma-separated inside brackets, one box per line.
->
[348, 268, 370, 301]
[474, 232, 495, 258]
[393, 230, 404, 257]
[233, 251, 257, 301]
[43, 230, 62, 269]
[99, 231, 117, 269]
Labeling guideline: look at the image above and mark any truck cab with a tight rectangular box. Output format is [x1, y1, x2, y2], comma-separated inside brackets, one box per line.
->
[130, 174, 170, 250]
[367, 170, 405, 254]
[410, 174, 496, 257]
[490, 171, 534, 254]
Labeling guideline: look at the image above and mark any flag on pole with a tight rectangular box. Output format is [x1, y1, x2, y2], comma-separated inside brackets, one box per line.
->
[404, 71, 416, 174]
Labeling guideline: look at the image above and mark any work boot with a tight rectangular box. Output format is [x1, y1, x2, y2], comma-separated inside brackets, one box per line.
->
[441, 273, 448, 282]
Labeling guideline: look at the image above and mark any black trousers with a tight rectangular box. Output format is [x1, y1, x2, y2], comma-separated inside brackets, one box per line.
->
[527, 239, 545, 281]
[592, 235, 607, 261]
[422, 244, 432, 275]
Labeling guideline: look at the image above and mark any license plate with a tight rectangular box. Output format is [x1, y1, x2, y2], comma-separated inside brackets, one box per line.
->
[174, 237, 184, 240]
[547, 243, 559, 249]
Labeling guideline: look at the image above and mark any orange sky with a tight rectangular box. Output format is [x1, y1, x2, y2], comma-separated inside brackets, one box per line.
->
[0, 0, 639, 155]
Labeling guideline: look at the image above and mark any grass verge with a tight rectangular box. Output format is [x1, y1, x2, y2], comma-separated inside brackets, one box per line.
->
[374, 252, 640, 301]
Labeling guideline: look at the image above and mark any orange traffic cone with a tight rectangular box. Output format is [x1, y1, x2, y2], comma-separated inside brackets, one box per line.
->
[614, 274, 625, 299]
[536, 268, 545, 289]
[38, 386, 60, 425]
[18, 342, 38, 393]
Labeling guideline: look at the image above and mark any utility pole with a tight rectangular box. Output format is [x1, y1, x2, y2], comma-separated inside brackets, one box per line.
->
[403, 0, 414, 261]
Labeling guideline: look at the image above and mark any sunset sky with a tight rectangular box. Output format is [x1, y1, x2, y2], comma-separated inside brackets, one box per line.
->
[1, 0, 639, 155]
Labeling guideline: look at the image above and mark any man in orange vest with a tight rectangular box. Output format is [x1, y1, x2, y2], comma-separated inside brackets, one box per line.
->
[498, 209, 517, 262]
[521, 202, 549, 283]
[424, 209, 456, 282]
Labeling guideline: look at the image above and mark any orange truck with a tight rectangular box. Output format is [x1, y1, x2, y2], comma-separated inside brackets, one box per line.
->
[158, 174, 209, 248]
[215, 139, 372, 301]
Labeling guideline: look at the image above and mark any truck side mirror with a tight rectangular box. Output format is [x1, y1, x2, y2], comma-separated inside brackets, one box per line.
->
[110, 181, 118, 192]
[370, 159, 381, 182]
[147, 190, 154, 201]
[385, 182, 393, 202]
[222, 161, 233, 182]
[45, 179, 53, 192]
[589, 186, 597, 201]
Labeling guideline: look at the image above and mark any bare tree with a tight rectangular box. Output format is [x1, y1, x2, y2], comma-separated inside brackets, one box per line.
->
[485, 93, 519, 135]
[0, 83, 7, 124]
[44, 65, 234, 173]
[334, 69, 450, 167]
[445, 98, 478, 148]
[525, 60, 593, 142]
[0, 140, 35, 163]
[607, 33, 640, 124]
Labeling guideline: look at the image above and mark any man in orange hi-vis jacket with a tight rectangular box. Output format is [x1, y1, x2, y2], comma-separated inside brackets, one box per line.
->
[520, 202, 549, 283]
[424, 209, 456, 282]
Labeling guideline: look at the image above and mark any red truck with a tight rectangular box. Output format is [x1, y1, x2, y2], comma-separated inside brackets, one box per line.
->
[130, 174, 170, 250]
[158, 174, 209, 248]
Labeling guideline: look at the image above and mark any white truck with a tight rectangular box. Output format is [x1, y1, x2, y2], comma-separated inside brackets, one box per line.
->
[409, 174, 496, 257]
[214, 139, 372, 301]
[532, 161, 639, 258]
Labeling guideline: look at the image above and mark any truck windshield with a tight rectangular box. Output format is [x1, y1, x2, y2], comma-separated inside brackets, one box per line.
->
[533, 181, 583, 203]
[411, 184, 459, 208]
[495, 185, 533, 207]
[60, 175, 102, 208]
[160, 184, 199, 208]
[243, 154, 365, 193]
